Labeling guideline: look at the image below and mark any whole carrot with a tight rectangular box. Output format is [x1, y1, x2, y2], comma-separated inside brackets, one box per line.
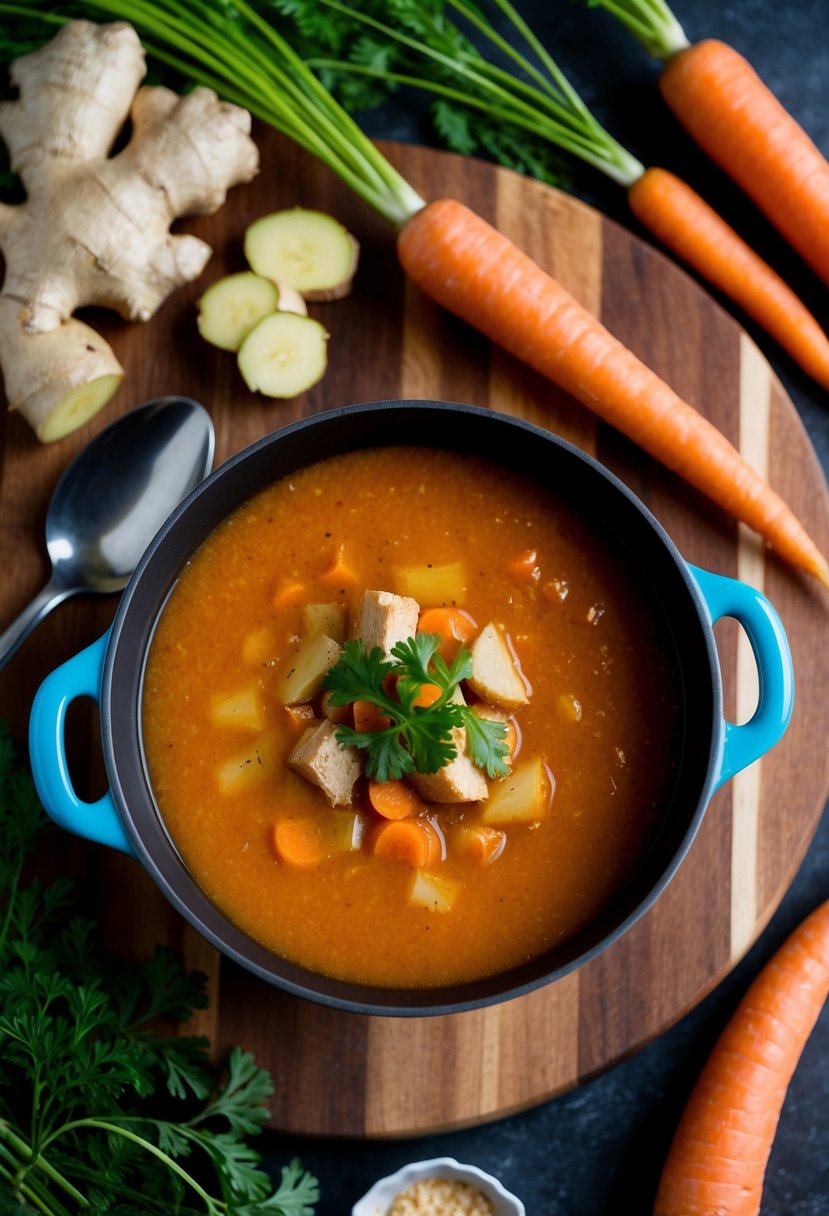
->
[398, 198, 829, 585]
[654, 898, 829, 1216]
[627, 168, 829, 392]
[589, 2, 829, 287]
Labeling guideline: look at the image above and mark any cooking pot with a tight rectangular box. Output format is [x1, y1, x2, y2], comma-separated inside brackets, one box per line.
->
[29, 401, 794, 1016]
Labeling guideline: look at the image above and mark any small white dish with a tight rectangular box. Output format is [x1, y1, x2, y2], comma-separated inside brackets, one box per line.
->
[351, 1156, 525, 1216]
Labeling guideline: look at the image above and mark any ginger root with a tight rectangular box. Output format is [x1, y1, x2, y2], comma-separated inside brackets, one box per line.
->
[0, 20, 259, 442]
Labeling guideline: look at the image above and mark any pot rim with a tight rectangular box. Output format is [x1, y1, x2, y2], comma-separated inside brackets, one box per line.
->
[100, 399, 722, 1016]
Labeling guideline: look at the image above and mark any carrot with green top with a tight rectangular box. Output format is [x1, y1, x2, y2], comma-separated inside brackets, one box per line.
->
[589, 0, 829, 288]
[655, 897, 829, 1215]
[287, 0, 829, 392]
[24, 0, 828, 584]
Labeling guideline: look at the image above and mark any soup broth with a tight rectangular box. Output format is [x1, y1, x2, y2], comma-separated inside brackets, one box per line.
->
[142, 445, 682, 988]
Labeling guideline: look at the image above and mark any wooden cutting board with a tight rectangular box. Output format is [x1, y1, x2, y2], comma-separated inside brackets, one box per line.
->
[1, 130, 828, 1137]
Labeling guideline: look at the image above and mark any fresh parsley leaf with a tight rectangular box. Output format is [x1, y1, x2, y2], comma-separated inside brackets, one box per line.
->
[323, 639, 396, 710]
[0, 726, 318, 1215]
[459, 707, 511, 778]
[194, 1047, 274, 1139]
[240, 1157, 320, 1215]
[323, 635, 508, 780]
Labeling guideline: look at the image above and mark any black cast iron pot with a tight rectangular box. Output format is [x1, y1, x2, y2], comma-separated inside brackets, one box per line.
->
[29, 401, 794, 1016]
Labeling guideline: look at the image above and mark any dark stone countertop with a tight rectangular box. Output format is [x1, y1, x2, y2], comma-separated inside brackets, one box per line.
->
[263, 2, 829, 1211]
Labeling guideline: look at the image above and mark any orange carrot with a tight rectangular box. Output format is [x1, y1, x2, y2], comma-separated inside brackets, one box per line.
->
[273, 579, 306, 610]
[659, 40, 829, 288]
[283, 704, 316, 734]
[398, 199, 829, 586]
[627, 168, 829, 391]
[372, 818, 442, 868]
[272, 818, 328, 866]
[320, 543, 358, 588]
[353, 699, 391, 733]
[655, 898, 829, 1216]
[417, 606, 478, 660]
[454, 823, 506, 865]
[368, 779, 426, 820]
[411, 682, 443, 709]
[506, 549, 541, 583]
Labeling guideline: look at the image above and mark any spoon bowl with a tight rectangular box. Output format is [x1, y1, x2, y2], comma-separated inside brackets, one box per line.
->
[0, 397, 214, 670]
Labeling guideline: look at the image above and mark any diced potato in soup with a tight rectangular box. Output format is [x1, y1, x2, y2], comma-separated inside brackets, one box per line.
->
[142, 447, 681, 990]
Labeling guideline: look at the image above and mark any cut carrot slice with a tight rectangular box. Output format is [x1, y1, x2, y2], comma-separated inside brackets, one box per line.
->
[273, 579, 307, 610]
[507, 548, 540, 582]
[272, 818, 329, 866]
[283, 704, 317, 734]
[353, 700, 392, 733]
[454, 823, 507, 865]
[372, 818, 442, 868]
[417, 606, 478, 661]
[368, 779, 426, 820]
[320, 543, 358, 588]
[411, 682, 443, 709]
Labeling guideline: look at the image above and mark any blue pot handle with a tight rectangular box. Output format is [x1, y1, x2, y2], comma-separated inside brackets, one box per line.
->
[29, 630, 135, 855]
[688, 565, 794, 789]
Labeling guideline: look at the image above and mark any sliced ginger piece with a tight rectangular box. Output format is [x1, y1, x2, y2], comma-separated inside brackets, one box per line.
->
[197, 271, 280, 352]
[35, 373, 124, 444]
[467, 622, 529, 712]
[0, 24, 258, 441]
[237, 312, 328, 398]
[278, 633, 342, 705]
[274, 282, 308, 316]
[244, 207, 359, 300]
[482, 757, 551, 825]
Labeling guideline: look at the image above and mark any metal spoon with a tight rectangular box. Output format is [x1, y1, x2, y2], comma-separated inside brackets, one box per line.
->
[0, 396, 215, 671]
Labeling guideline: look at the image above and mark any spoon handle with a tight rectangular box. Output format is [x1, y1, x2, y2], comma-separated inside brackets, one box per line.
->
[0, 579, 76, 673]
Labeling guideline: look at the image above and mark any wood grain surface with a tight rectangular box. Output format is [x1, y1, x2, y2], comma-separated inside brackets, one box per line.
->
[1, 130, 828, 1137]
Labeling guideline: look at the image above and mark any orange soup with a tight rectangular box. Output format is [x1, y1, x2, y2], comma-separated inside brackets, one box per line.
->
[142, 446, 681, 988]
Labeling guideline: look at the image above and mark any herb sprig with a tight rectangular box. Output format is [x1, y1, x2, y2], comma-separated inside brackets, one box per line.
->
[323, 633, 510, 781]
[0, 724, 318, 1216]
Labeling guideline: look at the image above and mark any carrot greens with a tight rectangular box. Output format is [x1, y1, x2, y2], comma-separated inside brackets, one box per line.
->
[277, 0, 644, 187]
[585, 0, 689, 60]
[271, 0, 829, 393]
[323, 635, 510, 782]
[0, 724, 318, 1216]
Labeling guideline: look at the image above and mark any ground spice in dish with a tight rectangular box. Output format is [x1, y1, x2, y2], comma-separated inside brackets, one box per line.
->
[388, 1176, 496, 1215]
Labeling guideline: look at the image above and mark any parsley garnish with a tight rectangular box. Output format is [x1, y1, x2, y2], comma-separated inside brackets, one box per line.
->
[0, 723, 319, 1215]
[323, 634, 510, 781]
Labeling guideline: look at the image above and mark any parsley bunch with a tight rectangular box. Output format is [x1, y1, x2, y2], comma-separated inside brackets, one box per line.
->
[323, 633, 510, 782]
[0, 724, 318, 1216]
